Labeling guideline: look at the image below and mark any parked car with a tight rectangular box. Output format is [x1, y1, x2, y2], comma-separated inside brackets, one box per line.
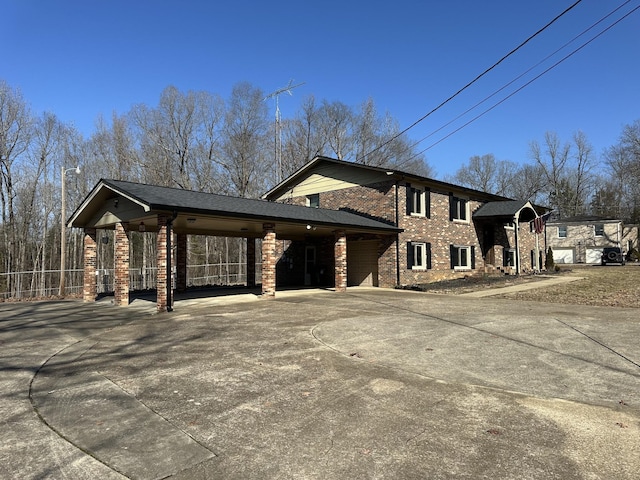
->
[601, 247, 626, 265]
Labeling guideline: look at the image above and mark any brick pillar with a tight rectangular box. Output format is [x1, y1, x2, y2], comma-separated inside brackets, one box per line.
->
[246, 238, 256, 288]
[83, 228, 97, 302]
[261, 224, 276, 297]
[157, 215, 168, 312]
[114, 222, 130, 306]
[176, 233, 187, 292]
[334, 230, 347, 292]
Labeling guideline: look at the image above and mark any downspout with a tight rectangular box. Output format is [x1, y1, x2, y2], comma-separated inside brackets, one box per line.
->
[514, 214, 520, 275]
[395, 180, 401, 286]
[166, 210, 178, 312]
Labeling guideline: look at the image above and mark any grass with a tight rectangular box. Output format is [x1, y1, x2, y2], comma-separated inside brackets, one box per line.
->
[497, 264, 640, 308]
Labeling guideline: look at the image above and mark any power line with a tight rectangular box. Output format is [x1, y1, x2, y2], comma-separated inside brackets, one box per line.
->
[359, 0, 584, 163]
[410, 3, 640, 160]
[391, 0, 635, 168]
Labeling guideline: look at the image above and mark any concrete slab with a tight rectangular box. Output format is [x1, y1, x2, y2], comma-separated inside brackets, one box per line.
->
[1, 291, 639, 479]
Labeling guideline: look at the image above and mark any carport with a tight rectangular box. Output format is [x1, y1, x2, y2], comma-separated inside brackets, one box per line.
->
[68, 179, 401, 312]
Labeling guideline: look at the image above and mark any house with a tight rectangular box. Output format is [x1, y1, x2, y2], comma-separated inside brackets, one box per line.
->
[68, 156, 547, 311]
[264, 156, 545, 287]
[546, 215, 639, 264]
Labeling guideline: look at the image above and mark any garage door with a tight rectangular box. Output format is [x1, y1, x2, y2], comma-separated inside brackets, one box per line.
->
[553, 248, 574, 264]
[586, 248, 603, 264]
[347, 240, 379, 286]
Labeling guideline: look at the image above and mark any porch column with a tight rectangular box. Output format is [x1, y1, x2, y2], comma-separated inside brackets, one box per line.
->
[334, 230, 347, 292]
[83, 228, 97, 302]
[157, 215, 168, 312]
[246, 238, 256, 288]
[176, 233, 187, 292]
[261, 224, 276, 297]
[114, 222, 130, 306]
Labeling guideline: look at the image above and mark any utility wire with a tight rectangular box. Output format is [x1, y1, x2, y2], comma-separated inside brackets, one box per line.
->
[409, 3, 640, 160]
[359, 0, 584, 163]
[391, 0, 634, 169]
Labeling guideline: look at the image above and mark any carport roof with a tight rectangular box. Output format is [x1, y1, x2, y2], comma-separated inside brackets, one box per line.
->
[68, 179, 401, 236]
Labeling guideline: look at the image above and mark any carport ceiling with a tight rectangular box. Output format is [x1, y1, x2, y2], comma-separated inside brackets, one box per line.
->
[68, 179, 402, 240]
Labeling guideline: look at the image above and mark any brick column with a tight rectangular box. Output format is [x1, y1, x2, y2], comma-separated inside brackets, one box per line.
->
[176, 233, 187, 292]
[334, 230, 347, 292]
[261, 224, 276, 297]
[114, 222, 130, 306]
[246, 238, 256, 288]
[83, 228, 97, 302]
[157, 215, 168, 312]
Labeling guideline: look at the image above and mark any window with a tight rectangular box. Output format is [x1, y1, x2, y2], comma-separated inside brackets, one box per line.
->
[450, 245, 475, 270]
[306, 193, 319, 208]
[558, 225, 567, 238]
[504, 248, 516, 267]
[594, 224, 604, 236]
[406, 183, 430, 217]
[449, 194, 468, 222]
[407, 242, 432, 270]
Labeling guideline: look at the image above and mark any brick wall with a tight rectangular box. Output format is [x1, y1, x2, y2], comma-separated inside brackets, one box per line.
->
[157, 215, 168, 312]
[114, 222, 130, 306]
[83, 228, 97, 302]
[334, 230, 347, 292]
[262, 224, 276, 296]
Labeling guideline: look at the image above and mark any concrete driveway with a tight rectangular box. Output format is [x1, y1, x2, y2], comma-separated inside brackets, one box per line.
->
[1, 289, 639, 479]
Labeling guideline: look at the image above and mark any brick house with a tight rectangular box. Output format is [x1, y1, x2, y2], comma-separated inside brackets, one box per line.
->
[264, 156, 544, 287]
[546, 215, 639, 264]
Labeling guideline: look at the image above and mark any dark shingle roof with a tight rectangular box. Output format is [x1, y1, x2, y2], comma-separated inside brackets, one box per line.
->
[473, 200, 531, 218]
[102, 179, 400, 232]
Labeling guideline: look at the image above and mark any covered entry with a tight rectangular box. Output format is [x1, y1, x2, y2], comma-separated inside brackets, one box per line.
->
[68, 179, 400, 312]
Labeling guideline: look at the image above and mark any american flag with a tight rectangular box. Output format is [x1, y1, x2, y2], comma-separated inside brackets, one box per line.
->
[532, 212, 550, 234]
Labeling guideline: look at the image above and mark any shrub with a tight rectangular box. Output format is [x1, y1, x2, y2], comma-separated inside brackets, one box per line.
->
[545, 247, 555, 271]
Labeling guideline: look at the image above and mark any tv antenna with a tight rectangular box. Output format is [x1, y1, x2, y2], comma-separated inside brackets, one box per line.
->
[265, 79, 305, 182]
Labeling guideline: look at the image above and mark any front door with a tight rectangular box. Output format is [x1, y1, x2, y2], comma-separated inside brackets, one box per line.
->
[304, 246, 316, 286]
[483, 227, 495, 265]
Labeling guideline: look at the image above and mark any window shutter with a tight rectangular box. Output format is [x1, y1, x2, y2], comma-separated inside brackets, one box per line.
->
[425, 188, 431, 218]
[503, 247, 508, 267]
[407, 242, 413, 269]
[450, 244, 456, 269]
[471, 246, 475, 269]
[426, 242, 432, 269]
[406, 183, 413, 215]
[449, 193, 454, 221]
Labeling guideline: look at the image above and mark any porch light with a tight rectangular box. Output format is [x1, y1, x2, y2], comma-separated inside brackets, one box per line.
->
[139, 222, 146, 232]
[187, 217, 196, 224]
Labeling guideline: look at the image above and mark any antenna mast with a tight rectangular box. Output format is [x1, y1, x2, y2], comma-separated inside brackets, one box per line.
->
[265, 79, 305, 182]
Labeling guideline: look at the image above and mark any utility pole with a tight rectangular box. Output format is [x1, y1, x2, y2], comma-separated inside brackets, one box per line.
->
[265, 80, 304, 183]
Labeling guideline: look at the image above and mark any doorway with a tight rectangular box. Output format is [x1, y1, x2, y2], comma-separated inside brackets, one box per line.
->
[304, 246, 316, 286]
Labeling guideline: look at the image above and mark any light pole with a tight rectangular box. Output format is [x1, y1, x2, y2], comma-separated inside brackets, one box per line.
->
[60, 165, 81, 296]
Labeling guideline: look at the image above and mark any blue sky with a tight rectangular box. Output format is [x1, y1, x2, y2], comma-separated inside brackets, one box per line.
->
[3, 0, 639, 178]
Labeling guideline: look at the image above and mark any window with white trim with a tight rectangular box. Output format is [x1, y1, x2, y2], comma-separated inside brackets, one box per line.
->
[450, 245, 475, 270]
[449, 194, 468, 222]
[407, 241, 432, 270]
[558, 225, 567, 238]
[594, 224, 604, 237]
[406, 184, 430, 217]
[306, 193, 319, 208]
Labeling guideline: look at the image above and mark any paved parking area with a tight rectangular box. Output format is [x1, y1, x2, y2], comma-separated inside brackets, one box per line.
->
[1, 289, 639, 479]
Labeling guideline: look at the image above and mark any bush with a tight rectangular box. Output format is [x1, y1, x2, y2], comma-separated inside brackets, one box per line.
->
[628, 248, 639, 262]
[545, 247, 555, 271]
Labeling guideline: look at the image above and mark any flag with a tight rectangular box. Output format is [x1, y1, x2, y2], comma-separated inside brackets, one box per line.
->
[532, 212, 551, 234]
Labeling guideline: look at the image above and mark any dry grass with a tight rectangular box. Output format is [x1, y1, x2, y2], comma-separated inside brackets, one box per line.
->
[497, 264, 640, 308]
[414, 264, 640, 308]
